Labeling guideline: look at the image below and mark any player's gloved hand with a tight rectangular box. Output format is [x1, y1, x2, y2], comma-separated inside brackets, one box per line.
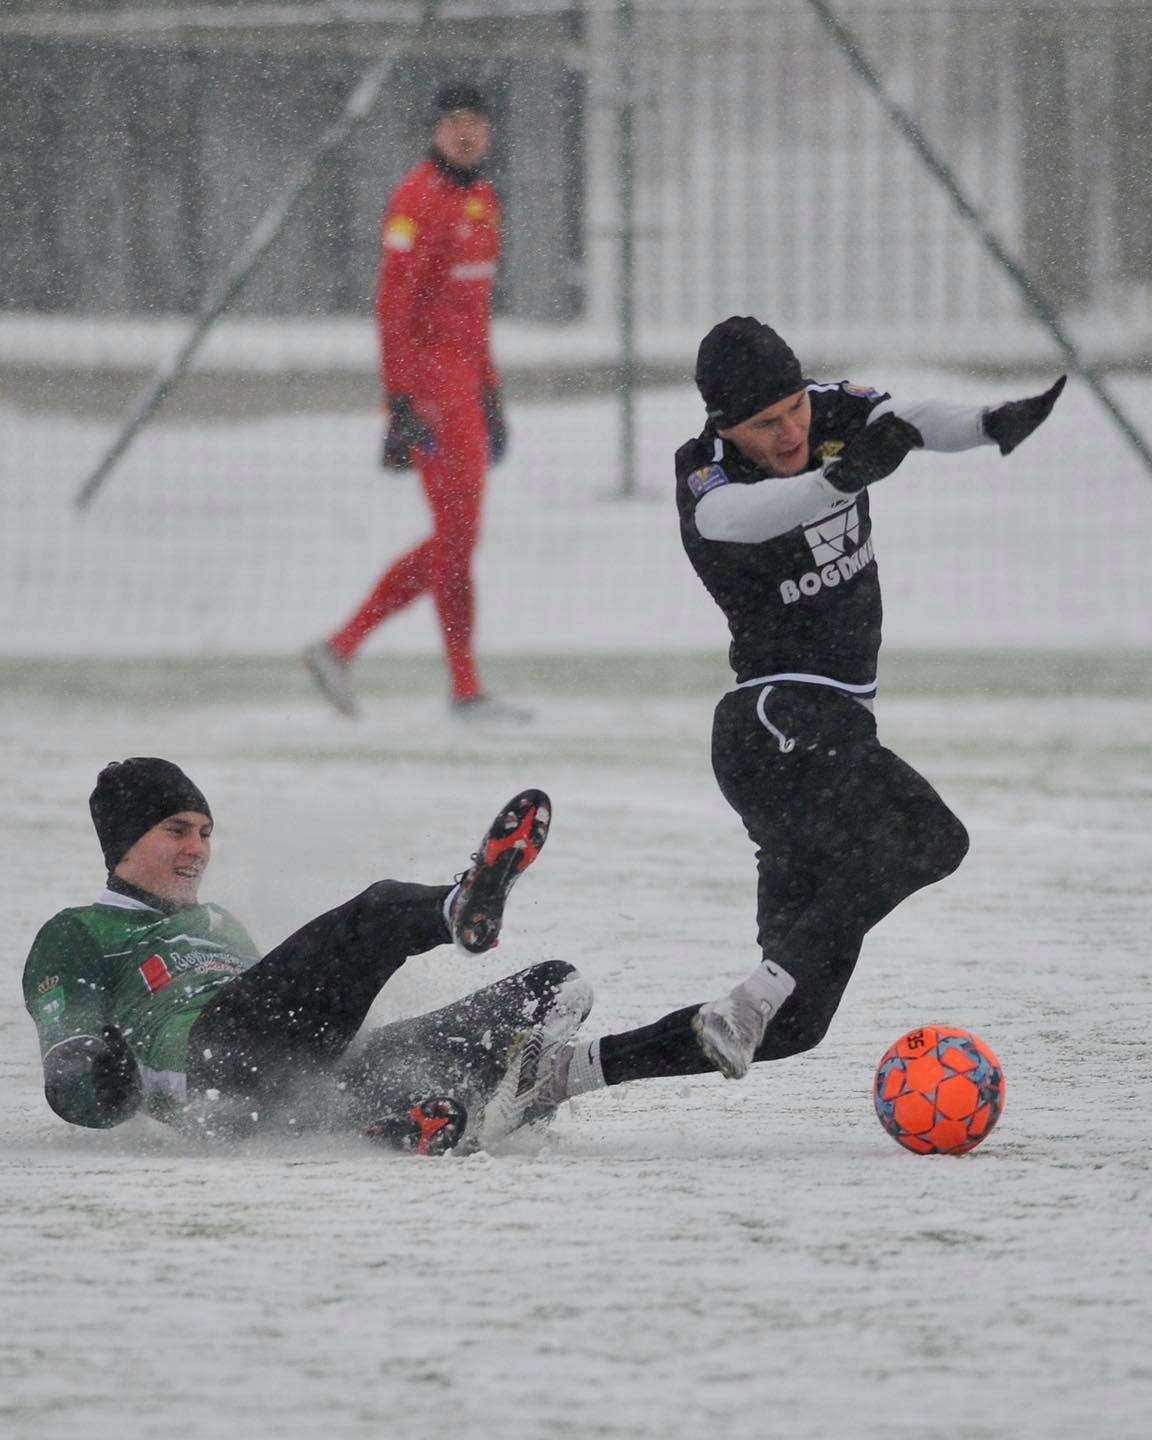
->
[982, 375, 1066, 455]
[91, 1026, 143, 1117]
[483, 385, 508, 464]
[823, 414, 924, 494]
[43, 1029, 142, 1127]
[380, 395, 437, 469]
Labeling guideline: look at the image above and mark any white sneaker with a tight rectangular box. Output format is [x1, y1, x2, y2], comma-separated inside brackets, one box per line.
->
[692, 962, 796, 1080]
[478, 975, 594, 1148]
[452, 695, 534, 723]
[303, 640, 358, 719]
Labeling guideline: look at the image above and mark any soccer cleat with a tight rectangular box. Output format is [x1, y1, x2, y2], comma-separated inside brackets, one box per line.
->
[478, 975, 594, 1148]
[691, 995, 770, 1080]
[451, 694, 534, 723]
[363, 1096, 468, 1156]
[303, 639, 359, 719]
[533, 1042, 575, 1113]
[518, 1040, 578, 1132]
[692, 961, 797, 1080]
[452, 788, 551, 954]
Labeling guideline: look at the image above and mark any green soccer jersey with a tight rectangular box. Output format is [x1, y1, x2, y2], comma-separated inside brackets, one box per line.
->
[23, 888, 262, 1124]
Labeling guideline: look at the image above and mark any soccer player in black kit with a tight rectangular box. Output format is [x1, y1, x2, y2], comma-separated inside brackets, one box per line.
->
[544, 315, 1065, 1107]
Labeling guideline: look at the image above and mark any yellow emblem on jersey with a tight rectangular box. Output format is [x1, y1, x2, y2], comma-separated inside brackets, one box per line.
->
[384, 215, 417, 251]
[463, 196, 493, 224]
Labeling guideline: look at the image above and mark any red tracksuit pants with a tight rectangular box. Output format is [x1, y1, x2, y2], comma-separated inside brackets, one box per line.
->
[330, 358, 489, 702]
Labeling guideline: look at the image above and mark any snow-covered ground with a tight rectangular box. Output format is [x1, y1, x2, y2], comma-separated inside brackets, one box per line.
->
[2, 365, 1152, 1438]
[3, 662, 1152, 1440]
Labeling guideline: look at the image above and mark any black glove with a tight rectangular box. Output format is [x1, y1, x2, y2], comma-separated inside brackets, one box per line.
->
[982, 375, 1066, 455]
[823, 414, 924, 494]
[92, 1027, 143, 1116]
[483, 385, 508, 464]
[43, 1028, 142, 1128]
[380, 395, 437, 470]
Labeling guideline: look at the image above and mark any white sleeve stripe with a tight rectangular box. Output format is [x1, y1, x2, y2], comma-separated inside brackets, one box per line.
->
[695, 471, 849, 544]
[869, 397, 991, 451]
[43, 1034, 102, 1059]
[738, 671, 878, 696]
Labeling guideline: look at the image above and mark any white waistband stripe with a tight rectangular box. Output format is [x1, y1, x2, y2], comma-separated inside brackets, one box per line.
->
[737, 671, 877, 696]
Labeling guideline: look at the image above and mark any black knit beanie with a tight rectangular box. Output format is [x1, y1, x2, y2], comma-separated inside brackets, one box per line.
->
[90, 758, 211, 872]
[432, 83, 491, 120]
[695, 316, 807, 428]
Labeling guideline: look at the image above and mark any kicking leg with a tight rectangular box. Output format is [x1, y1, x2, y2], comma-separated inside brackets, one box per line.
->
[692, 686, 967, 1078]
[552, 696, 969, 1098]
[346, 960, 593, 1154]
[187, 786, 554, 1117]
[187, 879, 455, 1110]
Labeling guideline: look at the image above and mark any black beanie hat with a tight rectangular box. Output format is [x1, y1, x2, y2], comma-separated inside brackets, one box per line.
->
[89, 758, 211, 872]
[432, 83, 491, 121]
[695, 316, 807, 429]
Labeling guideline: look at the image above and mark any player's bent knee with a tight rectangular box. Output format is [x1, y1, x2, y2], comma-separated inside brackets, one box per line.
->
[755, 1007, 837, 1062]
[516, 959, 584, 1000]
[906, 808, 969, 885]
[929, 811, 970, 879]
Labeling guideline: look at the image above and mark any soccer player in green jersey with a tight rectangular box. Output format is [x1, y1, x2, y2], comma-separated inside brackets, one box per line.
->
[23, 758, 591, 1155]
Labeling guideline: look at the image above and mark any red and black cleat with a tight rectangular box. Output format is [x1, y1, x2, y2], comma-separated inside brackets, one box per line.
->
[452, 789, 551, 954]
[364, 1097, 468, 1156]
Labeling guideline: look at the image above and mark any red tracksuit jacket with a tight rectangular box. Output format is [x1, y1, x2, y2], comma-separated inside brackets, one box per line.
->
[376, 156, 501, 400]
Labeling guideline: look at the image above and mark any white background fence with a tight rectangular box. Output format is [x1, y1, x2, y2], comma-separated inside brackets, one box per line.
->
[1, 1, 1149, 660]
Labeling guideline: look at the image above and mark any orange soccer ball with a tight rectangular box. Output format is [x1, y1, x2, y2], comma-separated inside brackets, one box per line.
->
[873, 1025, 1006, 1155]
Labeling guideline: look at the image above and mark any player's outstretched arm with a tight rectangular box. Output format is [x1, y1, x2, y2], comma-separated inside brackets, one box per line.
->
[694, 414, 924, 546]
[982, 375, 1067, 455]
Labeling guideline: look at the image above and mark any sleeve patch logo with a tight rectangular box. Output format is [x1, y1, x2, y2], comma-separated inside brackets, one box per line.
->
[463, 196, 494, 224]
[36, 985, 66, 1024]
[687, 464, 730, 499]
[843, 382, 882, 399]
[384, 215, 417, 251]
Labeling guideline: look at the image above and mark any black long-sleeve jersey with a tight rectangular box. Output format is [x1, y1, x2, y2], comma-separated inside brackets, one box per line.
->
[676, 380, 890, 692]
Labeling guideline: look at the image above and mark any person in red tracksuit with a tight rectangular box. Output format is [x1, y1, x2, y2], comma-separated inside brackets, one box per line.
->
[305, 84, 523, 721]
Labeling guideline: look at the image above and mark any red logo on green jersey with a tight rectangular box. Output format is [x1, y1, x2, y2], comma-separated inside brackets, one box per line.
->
[139, 954, 173, 993]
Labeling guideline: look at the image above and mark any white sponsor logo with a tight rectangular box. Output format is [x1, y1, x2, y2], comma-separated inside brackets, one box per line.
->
[780, 501, 874, 604]
[805, 501, 860, 565]
[450, 262, 496, 281]
[169, 949, 248, 976]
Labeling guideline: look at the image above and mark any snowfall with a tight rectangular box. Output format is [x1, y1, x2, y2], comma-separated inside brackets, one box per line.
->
[2, 339, 1152, 1439]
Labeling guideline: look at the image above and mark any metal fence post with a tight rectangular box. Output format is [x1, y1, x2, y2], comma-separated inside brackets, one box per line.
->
[616, 0, 638, 499]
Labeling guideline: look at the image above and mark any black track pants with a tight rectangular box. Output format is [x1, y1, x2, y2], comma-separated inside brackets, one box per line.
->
[340, 960, 584, 1125]
[600, 684, 969, 1084]
[187, 879, 452, 1101]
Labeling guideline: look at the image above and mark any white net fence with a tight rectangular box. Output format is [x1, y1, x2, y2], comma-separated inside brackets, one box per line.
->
[1, 0, 1150, 662]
